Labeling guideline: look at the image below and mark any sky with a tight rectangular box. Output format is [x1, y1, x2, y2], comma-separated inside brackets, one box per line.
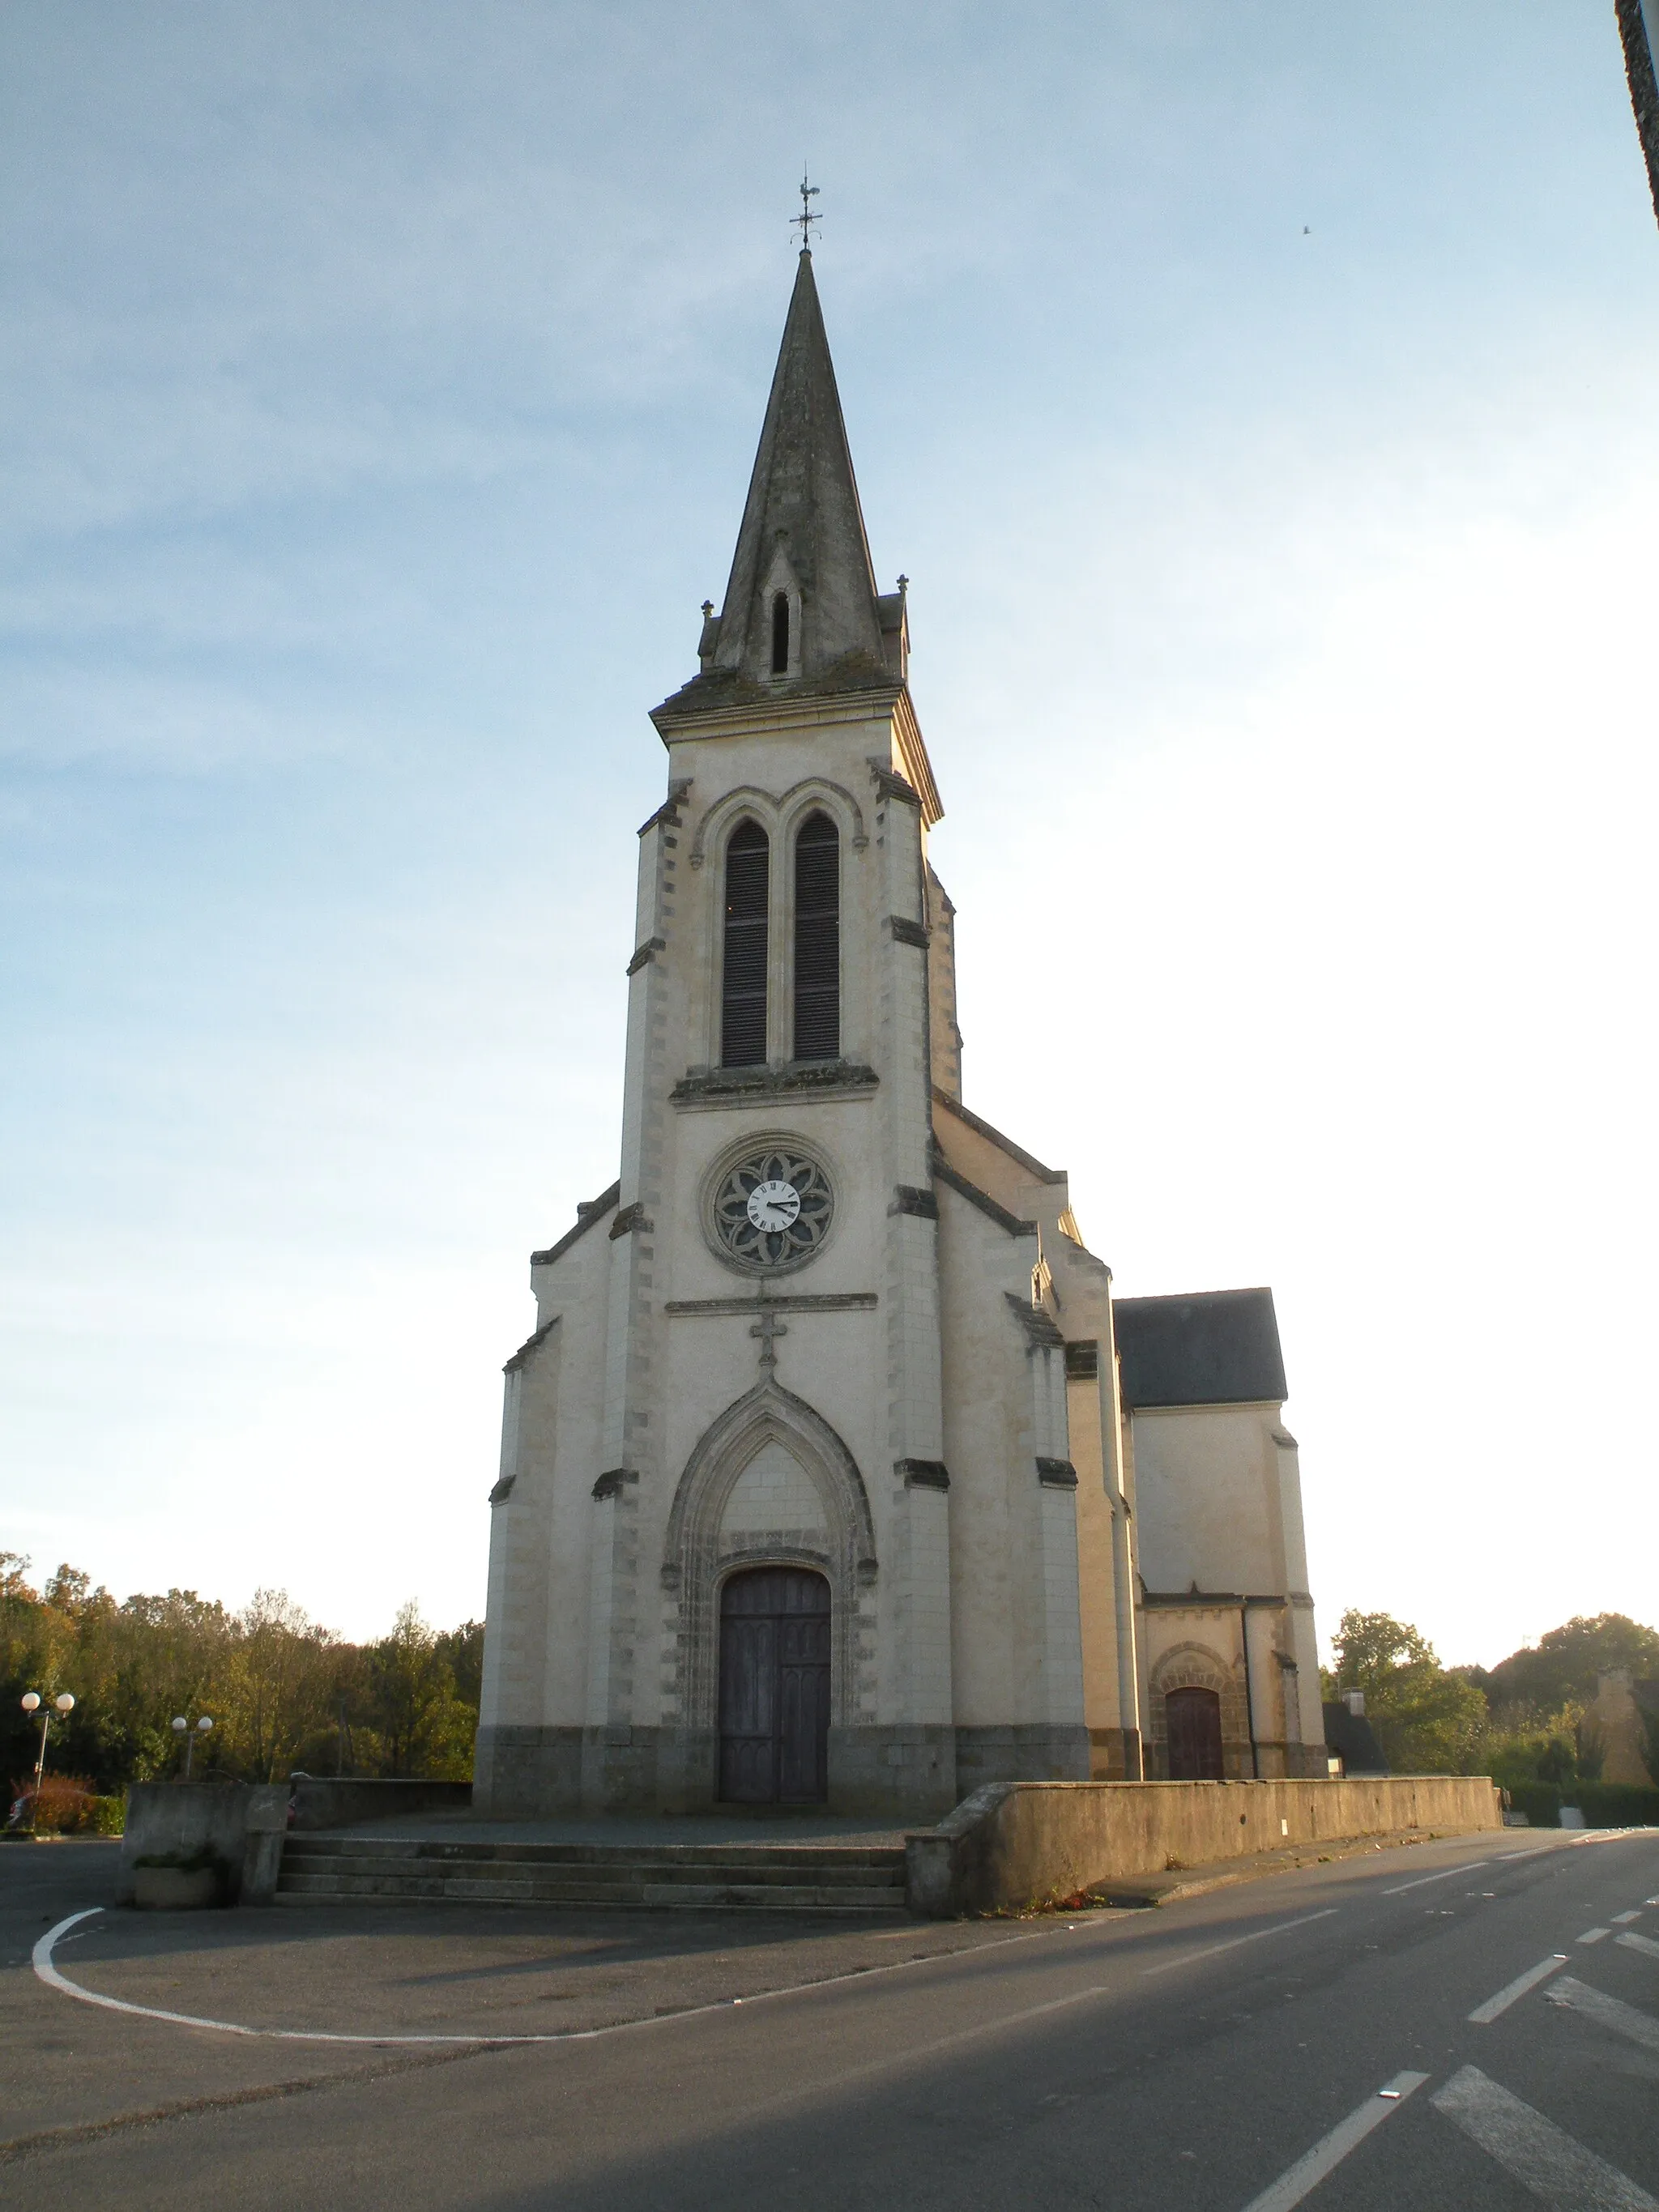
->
[2, 2, 1657, 1666]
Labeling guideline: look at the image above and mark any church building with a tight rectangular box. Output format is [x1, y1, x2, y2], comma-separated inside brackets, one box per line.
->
[476, 249, 1328, 1820]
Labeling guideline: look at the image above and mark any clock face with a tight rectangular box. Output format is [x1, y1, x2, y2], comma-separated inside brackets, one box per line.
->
[709, 1146, 834, 1272]
[746, 1179, 801, 1232]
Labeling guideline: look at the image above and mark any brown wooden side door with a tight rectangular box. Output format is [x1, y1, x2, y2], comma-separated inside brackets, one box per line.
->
[1165, 1686, 1226, 1780]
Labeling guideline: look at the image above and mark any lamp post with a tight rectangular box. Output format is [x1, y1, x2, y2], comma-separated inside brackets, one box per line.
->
[171, 1713, 214, 1779]
[19, 1691, 75, 1832]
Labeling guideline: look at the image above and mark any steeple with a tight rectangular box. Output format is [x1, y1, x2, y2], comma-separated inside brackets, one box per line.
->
[657, 250, 908, 723]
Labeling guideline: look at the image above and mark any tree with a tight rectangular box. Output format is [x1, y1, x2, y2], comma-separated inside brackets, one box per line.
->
[1486, 1615, 1659, 1713]
[220, 1589, 338, 1781]
[359, 1602, 475, 1779]
[1328, 1609, 1487, 1775]
[2, 1549, 481, 1791]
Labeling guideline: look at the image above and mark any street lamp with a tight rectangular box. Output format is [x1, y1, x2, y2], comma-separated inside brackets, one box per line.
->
[171, 1713, 214, 1779]
[19, 1690, 75, 1833]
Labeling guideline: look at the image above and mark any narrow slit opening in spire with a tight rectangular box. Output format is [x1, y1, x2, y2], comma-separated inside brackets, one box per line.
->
[770, 593, 791, 676]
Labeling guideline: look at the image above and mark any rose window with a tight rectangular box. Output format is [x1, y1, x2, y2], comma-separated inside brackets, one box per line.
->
[710, 1149, 834, 1272]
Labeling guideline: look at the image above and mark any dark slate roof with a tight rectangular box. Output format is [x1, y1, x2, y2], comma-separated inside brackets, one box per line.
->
[654, 250, 895, 724]
[1113, 1288, 1288, 1409]
[1323, 1703, 1388, 1775]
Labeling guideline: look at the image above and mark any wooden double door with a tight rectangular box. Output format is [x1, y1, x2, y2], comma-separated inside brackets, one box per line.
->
[718, 1566, 831, 1805]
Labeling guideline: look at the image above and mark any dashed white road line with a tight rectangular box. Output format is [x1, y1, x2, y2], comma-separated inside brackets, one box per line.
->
[1138, 1907, 1339, 1979]
[1380, 1860, 1491, 1896]
[1611, 1911, 1643, 1925]
[1546, 1976, 1659, 2056]
[1578, 1927, 1611, 1945]
[1431, 2064, 1658, 2211]
[1617, 1930, 1659, 1961]
[1467, 1954, 1568, 2024]
[1235, 2072, 1429, 2212]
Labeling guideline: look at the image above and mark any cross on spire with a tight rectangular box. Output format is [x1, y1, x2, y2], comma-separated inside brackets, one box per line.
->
[791, 171, 821, 252]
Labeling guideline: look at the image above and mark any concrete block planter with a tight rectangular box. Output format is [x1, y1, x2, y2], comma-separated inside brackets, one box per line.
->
[133, 1863, 221, 1910]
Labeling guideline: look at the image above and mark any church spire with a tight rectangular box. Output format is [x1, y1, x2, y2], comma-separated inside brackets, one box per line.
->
[701, 250, 898, 697]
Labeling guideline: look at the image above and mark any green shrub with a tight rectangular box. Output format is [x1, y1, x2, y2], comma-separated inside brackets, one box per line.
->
[1507, 1781, 1561, 1826]
[1568, 1782, 1659, 1828]
[88, 1795, 124, 1835]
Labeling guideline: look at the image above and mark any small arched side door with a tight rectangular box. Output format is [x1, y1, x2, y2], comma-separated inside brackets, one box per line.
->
[1165, 1686, 1226, 1780]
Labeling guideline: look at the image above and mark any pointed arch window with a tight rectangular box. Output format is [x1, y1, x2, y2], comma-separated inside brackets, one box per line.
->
[770, 593, 791, 676]
[792, 811, 840, 1063]
[721, 819, 770, 1068]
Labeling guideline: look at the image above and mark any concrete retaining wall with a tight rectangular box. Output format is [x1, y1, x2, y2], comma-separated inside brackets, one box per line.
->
[118, 1783, 289, 1906]
[905, 1775, 1504, 1918]
[287, 1777, 472, 1831]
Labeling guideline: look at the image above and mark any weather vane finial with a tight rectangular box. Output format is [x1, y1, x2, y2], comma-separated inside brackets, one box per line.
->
[791, 170, 821, 251]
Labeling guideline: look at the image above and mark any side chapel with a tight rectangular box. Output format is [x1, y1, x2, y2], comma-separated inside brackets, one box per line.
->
[476, 249, 1328, 1819]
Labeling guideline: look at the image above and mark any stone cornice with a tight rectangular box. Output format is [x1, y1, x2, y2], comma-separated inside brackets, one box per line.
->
[530, 1181, 621, 1268]
[932, 1086, 1066, 1185]
[886, 914, 931, 949]
[671, 1060, 880, 1112]
[932, 1157, 1036, 1239]
[650, 681, 904, 745]
[890, 685, 943, 827]
[663, 1291, 878, 1317]
[501, 1315, 560, 1376]
[649, 679, 942, 829]
[1005, 1291, 1065, 1349]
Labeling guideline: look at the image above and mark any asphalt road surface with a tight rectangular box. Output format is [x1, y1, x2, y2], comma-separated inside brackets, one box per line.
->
[6, 1826, 1658, 2208]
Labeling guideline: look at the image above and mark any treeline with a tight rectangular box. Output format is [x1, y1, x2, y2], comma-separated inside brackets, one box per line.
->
[2, 1554, 481, 1809]
[1324, 1607, 1659, 1786]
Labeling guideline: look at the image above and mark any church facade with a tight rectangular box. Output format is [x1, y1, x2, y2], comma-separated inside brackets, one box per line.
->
[475, 251, 1328, 1820]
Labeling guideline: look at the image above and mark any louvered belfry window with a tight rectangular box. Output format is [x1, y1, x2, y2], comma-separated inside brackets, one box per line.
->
[721, 819, 770, 1068]
[792, 812, 840, 1063]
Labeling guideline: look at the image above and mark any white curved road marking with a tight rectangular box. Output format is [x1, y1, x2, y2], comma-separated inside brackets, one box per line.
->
[32, 1903, 1072, 2049]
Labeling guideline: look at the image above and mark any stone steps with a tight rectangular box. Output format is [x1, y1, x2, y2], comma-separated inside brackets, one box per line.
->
[274, 1835, 911, 1914]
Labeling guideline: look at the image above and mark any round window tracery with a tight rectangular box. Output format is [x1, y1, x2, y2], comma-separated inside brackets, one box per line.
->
[708, 1146, 834, 1273]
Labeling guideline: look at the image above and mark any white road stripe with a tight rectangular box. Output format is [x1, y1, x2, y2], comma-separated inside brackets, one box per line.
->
[1138, 1907, 1339, 1979]
[1578, 1928, 1611, 1945]
[1380, 1860, 1491, 1895]
[1468, 1954, 1569, 2023]
[1611, 1912, 1643, 1924]
[1546, 1976, 1659, 2056]
[1618, 1930, 1659, 1961]
[1431, 2065, 1659, 2211]
[1235, 2073, 1429, 2212]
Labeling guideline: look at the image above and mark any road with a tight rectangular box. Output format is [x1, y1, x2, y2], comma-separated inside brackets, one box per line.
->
[6, 1826, 1658, 2207]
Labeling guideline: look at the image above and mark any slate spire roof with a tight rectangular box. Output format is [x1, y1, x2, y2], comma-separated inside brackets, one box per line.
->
[654, 249, 907, 725]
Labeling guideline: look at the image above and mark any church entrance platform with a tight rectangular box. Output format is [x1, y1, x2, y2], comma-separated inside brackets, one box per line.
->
[274, 1809, 917, 1912]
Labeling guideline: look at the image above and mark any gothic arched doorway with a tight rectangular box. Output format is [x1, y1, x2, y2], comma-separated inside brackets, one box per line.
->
[1165, 1686, 1225, 1780]
[718, 1567, 830, 1805]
